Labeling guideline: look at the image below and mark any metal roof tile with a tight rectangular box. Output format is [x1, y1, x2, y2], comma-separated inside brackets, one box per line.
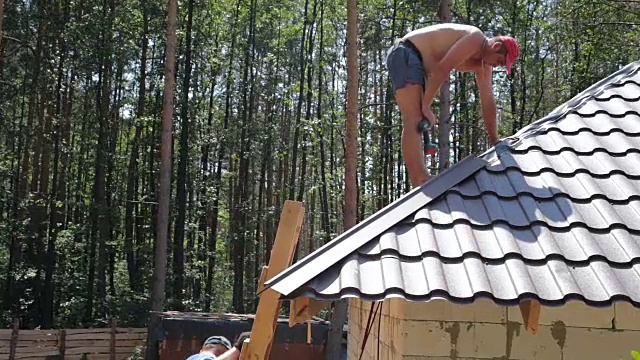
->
[519, 130, 640, 154]
[415, 192, 614, 230]
[265, 61, 640, 308]
[297, 255, 640, 306]
[576, 97, 639, 116]
[358, 222, 640, 264]
[487, 150, 640, 177]
[550, 172, 636, 202]
[595, 81, 640, 101]
[555, 112, 640, 134]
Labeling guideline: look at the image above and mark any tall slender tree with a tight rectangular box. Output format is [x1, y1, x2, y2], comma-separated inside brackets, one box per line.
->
[326, 0, 358, 356]
[152, 0, 177, 315]
[173, 0, 195, 309]
[437, 0, 452, 171]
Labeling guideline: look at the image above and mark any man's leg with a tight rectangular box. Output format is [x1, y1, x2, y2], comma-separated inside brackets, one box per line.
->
[386, 41, 431, 187]
[395, 83, 430, 187]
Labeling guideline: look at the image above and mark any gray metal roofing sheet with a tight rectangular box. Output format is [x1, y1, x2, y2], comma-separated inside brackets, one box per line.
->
[302, 255, 640, 306]
[359, 224, 640, 264]
[264, 61, 640, 308]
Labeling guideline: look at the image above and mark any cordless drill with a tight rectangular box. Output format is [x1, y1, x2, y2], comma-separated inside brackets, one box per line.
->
[418, 118, 438, 155]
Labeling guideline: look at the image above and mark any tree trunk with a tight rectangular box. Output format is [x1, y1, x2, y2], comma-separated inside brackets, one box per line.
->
[97, 0, 116, 321]
[42, 2, 70, 326]
[326, 0, 358, 355]
[316, 0, 330, 243]
[124, 0, 148, 293]
[86, 0, 115, 322]
[296, 0, 318, 202]
[204, 0, 242, 312]
[172, 0, 194, 309]
[246, 40, 260, 313]
[263, 26, 281, 265]
[253, 127, 268, 310]
[287, 0, 310, 200]
[437, 0, 451, 171]
[6, 76, 29, 313]
[199, 34, 219, 306]
[381, 0, 396, 208]
[151, 0, 177, 313]
[9, 0, 45, 316]
[329, 67, 337, 231]
[358, 68, 366, 221]
[231, 0, 257, 313]
[0, 0, 4, 52]
[107, 55, 124, 300]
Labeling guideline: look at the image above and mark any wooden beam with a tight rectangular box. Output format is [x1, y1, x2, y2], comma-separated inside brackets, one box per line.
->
[289, 296, 311, 327]
[240, 200, 305, 360]
[9, 318, 18, 360]
[58, 329, 66, 360]
[519, 300, 541, 334]
[289, 296, 328, 327]
[256, 266, 269, 294]
[110, 317, 117, 360]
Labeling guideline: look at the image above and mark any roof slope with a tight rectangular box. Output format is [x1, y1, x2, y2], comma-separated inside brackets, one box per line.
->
[264, 61, 640, 308]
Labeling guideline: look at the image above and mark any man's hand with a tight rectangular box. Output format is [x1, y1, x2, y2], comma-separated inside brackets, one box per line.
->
[215, 333, 249, 360]
[234, 332, 250, 352]
[422, 104, 437, 127]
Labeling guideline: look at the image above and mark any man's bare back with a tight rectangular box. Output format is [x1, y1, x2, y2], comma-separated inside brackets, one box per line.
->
[403, 24, 487, 74]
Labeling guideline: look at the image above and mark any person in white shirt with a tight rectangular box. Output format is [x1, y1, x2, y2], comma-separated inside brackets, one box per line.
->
[186, 332, 250, 360]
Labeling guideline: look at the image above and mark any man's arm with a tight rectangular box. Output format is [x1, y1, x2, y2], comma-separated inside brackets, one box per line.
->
[474, 64, 499, 145]
[215, 348, 240, 360]
[422, 30, 486, 116]
[216, 332, 250, 360]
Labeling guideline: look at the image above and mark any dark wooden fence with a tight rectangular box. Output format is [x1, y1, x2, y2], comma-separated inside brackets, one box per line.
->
[0, 319, 146, 360]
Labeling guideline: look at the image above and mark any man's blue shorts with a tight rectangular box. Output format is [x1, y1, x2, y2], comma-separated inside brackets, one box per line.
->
[385, 38, 426, 90]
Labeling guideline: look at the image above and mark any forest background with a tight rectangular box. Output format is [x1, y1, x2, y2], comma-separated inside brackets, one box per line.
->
[0, 0, 638, 330]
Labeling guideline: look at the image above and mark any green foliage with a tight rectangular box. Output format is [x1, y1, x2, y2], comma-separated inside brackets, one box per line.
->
[129, 345, 146, 360]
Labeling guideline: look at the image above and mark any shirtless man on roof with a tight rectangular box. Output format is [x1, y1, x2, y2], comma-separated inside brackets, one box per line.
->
[386, 23, 520, 187]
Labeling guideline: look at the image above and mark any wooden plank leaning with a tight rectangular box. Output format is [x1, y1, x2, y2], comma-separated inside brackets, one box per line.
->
[240, 200, 305, 360]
